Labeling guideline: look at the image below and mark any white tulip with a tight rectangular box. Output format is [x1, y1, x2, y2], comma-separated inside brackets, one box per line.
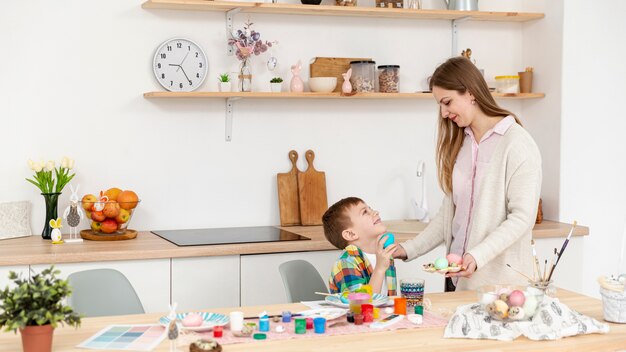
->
[68, 158, 75, 170]
[28, 159, 34, 170]
[46, 160, 55, 171]
[33, 162, 43, 172]
[61, 158, 68, 169]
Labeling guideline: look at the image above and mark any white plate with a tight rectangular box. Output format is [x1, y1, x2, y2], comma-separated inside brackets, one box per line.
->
[159, 312, 229, 332]
[297, 308, 348, 321]
[325, 293, 390, 308]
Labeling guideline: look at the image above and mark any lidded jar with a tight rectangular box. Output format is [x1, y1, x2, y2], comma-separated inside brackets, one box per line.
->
[378, 65, 400, 93]
[350, 60, 376, 93]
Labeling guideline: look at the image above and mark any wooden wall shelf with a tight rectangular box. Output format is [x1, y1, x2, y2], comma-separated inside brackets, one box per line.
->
[142, 0, 544, 22]
[143, 91, 546, 100]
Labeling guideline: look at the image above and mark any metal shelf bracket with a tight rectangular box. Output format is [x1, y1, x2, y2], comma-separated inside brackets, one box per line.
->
[451, 16, 470, 57]
[225, 97, 241, 141]
[226, 8, 242, 55]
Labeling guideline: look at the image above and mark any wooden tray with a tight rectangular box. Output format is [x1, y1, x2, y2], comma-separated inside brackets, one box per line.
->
[80, 229, 138, 241]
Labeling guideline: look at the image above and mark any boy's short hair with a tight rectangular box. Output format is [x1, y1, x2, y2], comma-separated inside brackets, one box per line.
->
[322, 197, 364, 249]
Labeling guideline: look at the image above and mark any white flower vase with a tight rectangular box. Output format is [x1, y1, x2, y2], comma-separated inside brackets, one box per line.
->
[219, 82, 232, 92]
[270, 82, 282, 93]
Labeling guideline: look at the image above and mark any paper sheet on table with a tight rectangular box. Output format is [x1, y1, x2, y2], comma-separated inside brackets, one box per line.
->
[77, 324, 166, 351]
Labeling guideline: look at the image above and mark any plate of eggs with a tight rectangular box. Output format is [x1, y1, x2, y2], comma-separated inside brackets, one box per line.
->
[159, 312, 229, 332]
[423, 254, 466, 274]
[477, 285, 545, 321]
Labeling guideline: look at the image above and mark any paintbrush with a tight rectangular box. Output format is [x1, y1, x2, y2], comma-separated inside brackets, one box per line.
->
[543, 259, 548, 283]
[531, 240, 542, 281]
[547, 221, 577, 281]
[506, 264, 533, 281]
[546, 248, 558, 282]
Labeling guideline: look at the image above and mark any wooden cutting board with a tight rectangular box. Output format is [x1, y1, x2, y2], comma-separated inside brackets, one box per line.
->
[277, 150, 301, 226]
[297, 150, 328, 226]
[310, 57, 372, 92]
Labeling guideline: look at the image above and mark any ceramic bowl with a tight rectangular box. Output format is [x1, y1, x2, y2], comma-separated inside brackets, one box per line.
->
[309, 77, 337, 93]
[476, 284, 545, 321]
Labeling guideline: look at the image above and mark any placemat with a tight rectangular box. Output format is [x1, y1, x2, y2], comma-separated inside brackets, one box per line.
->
[179, 311, 447, 346]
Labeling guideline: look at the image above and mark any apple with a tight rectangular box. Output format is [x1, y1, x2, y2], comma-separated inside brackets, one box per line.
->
[85, 210, 91, 220]
[115, 208, 130, 224]
[91, 211, 106, 222]
[81, 194, 97, 211]
[103, 201, 120, 218]
[100, 219, 118, 234]
[91, 221, 103, 232]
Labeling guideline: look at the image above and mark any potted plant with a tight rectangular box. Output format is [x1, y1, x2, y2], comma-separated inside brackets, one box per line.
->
[0, 266, 81, 352]
[270, 77, 283, 93]
[218, 73, 231, 92]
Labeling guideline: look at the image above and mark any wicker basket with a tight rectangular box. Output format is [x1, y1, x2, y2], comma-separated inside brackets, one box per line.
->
[600, 287, 626, 323]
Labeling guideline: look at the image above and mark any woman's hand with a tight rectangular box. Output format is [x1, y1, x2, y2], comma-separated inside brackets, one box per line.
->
[392, 244, 408, 260]
[374, 234, 398, 273]
[447, 253, 477, 278]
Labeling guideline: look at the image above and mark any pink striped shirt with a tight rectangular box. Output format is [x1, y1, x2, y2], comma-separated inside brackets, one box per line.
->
[450, 116, 515, 261]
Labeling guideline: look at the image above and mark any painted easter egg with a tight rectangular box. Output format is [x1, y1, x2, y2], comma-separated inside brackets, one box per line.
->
[522, 294, 538, 319]
[434, 257, 449, 270]
[182, 313, 203, 327]
[446, 253, 463, 266]
[51, 229, 62, 243]
[508, 306, 525, 320]
[508, 290, 526, 307]
[493, 300, 509, 319]
[382, 233, 395, 249]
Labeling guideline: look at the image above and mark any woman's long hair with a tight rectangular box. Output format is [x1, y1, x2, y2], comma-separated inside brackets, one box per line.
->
[429, 57, 520, 195]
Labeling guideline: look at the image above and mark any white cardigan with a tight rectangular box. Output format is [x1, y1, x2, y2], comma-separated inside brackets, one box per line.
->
[401, 123, 542, 291]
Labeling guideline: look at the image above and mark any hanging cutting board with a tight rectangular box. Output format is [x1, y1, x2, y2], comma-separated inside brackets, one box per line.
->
[298, 150, 328, 226]
[277, 150, 301, 226]
[310, 57, 372, 92]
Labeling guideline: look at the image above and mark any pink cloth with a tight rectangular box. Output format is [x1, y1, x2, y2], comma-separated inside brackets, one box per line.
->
[181, 311, 448, 346]
[450, 116, 515, 262]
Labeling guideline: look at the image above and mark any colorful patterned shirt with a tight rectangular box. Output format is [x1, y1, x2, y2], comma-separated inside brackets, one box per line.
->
[328, 244, 397, 296]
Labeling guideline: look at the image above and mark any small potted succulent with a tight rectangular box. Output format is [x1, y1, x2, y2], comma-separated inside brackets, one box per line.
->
[218, 73, 231, 92]
[0, 266, 81, 352]
[270, 77, 283, 93]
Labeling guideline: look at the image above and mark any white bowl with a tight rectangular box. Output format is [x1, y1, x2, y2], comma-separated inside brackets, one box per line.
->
[309, 77, 337, 93]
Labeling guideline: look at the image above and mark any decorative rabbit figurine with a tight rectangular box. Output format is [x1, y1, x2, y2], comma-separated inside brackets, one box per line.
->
[290, 60, 304, 92]
[167, 302, 179, 352]
[342, 68, 353, 94]
[63, 184, 84, 242]
[50, 218, 63, 244]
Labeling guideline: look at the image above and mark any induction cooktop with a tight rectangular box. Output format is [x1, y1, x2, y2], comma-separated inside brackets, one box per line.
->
[151, 226, 310, 247]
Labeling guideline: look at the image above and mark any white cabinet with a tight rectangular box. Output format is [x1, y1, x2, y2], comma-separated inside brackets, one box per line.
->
[0, 265, 29, 291]
[395, 244, 446, 294]
[31, 259, 170, 314]
[172, 256, 239, 312]
[240, 250, 340, 306]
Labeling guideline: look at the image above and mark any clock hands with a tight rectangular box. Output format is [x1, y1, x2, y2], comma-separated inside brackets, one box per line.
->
[168, 63, 192, 85]
[177, 51, 190, 72]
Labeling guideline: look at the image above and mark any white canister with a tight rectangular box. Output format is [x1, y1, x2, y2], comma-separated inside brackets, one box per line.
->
[229, 311, 244, 331]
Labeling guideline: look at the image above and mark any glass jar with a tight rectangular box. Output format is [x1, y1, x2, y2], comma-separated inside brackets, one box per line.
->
[495, 75, 520, 94]
[350, 60, 376, 93]
[378, 65, 400, 93]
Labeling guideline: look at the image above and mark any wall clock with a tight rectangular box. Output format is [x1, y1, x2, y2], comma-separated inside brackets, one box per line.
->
[153, 38, 207, 92]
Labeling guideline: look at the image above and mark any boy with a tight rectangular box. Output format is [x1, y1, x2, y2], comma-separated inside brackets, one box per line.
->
[322, 197, 398, 296]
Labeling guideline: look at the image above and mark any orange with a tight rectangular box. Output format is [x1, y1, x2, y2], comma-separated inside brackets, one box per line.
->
[104, 187, 123, 201]
[117, 190, 139, 210]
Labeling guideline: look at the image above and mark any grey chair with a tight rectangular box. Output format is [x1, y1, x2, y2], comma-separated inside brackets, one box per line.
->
[278, 260, 328, 303]
[67, 269, 145, 317]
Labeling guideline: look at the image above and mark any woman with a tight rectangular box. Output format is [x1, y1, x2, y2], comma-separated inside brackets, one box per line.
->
[394, 57, 542, 291]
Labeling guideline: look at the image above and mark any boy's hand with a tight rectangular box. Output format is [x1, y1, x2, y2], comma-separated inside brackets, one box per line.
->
[374, 234, 398, 273]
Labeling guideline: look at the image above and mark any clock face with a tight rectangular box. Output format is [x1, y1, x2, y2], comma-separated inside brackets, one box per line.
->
[153, 38, 208, 92]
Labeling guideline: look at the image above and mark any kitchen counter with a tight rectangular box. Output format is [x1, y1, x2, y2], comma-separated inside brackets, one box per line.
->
[0, 288, 621, 351]
[0, 220, 587, 266]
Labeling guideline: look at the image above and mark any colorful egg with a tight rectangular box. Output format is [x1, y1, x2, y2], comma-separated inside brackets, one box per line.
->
[434, 257, 449, 270]
[493, 300, 509, 319]
[382, 233, 395, 249]
[522, 294, 538, 319]
[508, 306, 525, 320]
[182, 313, 203, 327]
[446, 253, 463, 266]
[508, 290, 526, 307]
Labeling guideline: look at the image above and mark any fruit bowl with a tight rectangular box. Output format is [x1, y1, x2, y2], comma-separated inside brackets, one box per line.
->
[81, 190, 140, 235]
[476, 284, 545, 321]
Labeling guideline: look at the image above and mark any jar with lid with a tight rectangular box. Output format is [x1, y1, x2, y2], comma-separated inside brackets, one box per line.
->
[350, 60, 376, 93]
[378, 65, 400, 93]
[495, 75, 520, 94]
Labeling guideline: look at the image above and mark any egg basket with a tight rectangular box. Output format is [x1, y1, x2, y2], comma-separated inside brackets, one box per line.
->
[600, 287, 626, 323]
[477, 284, 545, 321]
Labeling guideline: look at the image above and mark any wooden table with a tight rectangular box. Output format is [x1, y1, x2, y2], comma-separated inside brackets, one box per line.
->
[1, 289, 623, 351]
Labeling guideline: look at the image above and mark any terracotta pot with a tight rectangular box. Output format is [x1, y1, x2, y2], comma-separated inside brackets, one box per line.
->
[20, 325, 54, 352]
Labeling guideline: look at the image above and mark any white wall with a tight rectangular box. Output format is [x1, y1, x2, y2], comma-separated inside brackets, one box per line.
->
[1, 0, 531, 234]
[560, 0, 626, 297]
